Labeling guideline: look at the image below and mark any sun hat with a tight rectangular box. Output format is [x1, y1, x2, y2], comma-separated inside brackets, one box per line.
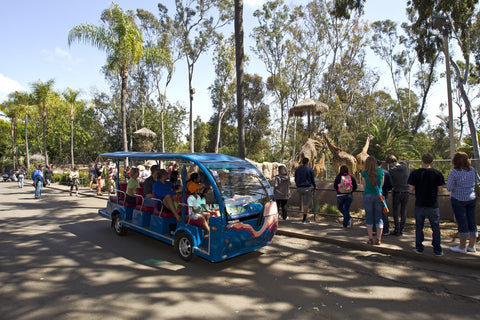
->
[187, 181, 203, 194]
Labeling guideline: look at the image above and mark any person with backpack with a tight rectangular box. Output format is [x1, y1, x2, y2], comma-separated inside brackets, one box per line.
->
[274, 165, 291, 220]
[32, 164, 45, 199]
[334, 165, 358, 228]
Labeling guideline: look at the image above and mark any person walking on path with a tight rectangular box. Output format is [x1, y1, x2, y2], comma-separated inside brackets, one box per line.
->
[408, 153, 445, 256]
[32, 164, 44, 199]
[88, 163, 95, 190]
[446, 152, 478, 254]
[274, 165, 291, 220]
[94, 162, 104, 196]
[43, 165, 53, 186]
[333, 165, 357, 228]
[69, 166, 80, 196]
[386, 155, 410, 236]
[17, 168, 25, 188]
[294, 157, 316, 224]
[361, 156, 384, 245]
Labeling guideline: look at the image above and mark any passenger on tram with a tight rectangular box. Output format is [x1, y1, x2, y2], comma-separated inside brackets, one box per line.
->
[125, 167, 140, 205]
[187, 179, 210, 237]
[168, 169, 182, 188]
[153, 169, 180, 222]
[143, 165, 160, 207]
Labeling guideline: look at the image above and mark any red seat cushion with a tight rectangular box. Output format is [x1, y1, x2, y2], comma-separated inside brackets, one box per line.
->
[185, 216, 203, 227]
[137, 205, 154, 212]
[124, 201, 136, 207]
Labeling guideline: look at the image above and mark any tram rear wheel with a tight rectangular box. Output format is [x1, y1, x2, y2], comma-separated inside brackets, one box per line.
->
[175, 232, 194, 261]
[112, 213, 127, 236]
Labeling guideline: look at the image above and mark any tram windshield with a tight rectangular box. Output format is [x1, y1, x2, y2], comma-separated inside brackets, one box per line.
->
[204, 161, 273, 220]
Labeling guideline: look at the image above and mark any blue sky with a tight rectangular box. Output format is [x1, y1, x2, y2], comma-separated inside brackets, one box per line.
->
[1, 0, 446, 123]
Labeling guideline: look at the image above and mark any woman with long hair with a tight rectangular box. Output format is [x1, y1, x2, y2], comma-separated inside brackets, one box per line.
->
[361, 156, 384, 245]
[446, 152, 477, 253]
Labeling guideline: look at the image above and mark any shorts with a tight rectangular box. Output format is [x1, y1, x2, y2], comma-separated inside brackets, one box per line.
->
[297, 187, 313, 207]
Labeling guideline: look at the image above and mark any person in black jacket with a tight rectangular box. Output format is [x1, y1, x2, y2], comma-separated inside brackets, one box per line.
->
[294, 157, 316, 224]
[334, 165, 358, 228]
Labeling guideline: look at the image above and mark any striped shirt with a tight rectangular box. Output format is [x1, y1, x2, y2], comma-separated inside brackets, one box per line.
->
[446, 168, 476, 201]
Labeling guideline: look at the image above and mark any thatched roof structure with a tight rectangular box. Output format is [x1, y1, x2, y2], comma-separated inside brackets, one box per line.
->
[133, 127, 157, 139]
[289, 98, 329, 117]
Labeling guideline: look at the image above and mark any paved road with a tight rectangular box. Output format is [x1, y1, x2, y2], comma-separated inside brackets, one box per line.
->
[0, 183, 479, 320]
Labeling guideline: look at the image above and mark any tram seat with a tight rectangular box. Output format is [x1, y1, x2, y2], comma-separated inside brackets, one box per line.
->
[109, 183, 128, 204]
[136, 188, 144, 205]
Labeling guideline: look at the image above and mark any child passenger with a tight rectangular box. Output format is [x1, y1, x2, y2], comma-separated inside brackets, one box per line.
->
[187, 179, 210, 238]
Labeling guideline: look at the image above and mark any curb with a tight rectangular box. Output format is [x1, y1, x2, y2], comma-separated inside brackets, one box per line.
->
[276, 229, 480, 271]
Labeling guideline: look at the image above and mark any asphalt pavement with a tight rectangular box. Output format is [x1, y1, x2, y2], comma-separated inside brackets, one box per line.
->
[53, 183, 480, 270]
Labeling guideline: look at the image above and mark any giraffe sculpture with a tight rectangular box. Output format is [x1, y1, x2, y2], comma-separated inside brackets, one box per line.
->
[320, 131, 357, 176]
[356, 134, 374, 178]
[313, 142, 327, 181]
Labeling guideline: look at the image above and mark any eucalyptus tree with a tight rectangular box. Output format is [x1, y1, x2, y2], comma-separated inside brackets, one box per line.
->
[370, 20, 413, 126]
[31, 79, 56, 166]
[8, 91, 34, 169]
[68, 2, 143, 155]
[172, 0, 234, 153]
[251, 0, 298, 160]
[0, 98, 21, 170]
[136, 6, 176, 152]
[209, 34, 236, 153]
[407, 0, 480, 163]
[62, 88, 80, 168]
[243, 74, 270, 159]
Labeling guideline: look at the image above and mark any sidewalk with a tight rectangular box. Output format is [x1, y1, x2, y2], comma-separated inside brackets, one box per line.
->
[276, 215, 480, 270]
[54, 184, 479, 270]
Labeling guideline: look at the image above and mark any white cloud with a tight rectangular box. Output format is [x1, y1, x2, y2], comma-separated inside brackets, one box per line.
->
[0, 74, 23, 101]
[55, 47, 73, 59]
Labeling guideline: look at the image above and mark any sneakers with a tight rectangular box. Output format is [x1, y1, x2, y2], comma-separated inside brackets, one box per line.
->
[435, 252, 444, 257]
[449, 245, 467, 254]
[302, 220, 311, 224]
[348, 218, 352, 228]
[466, 246, 477, 253]
[383, 231, 390, 236]
[413, 248, 423, 254]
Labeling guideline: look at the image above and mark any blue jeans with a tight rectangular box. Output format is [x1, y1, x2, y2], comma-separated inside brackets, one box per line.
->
[35, 180, 43, 199]
[337, 194, 353, 227]
[363, 194, 383, 229]
[414, 206, 442, 254]
[451, 197, 478, 238]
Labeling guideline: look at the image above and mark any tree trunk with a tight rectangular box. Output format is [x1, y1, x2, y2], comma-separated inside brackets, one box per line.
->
[11, 119, 16, 171]
[451, 58, 480, 167]
[42, 110, 48, 166]
[121, 71, 128, 153]
[188, 67, 194, 153]
[235, 0, 245, 159]
[25, 113, 30, 170]
[70, 107, 74, 168]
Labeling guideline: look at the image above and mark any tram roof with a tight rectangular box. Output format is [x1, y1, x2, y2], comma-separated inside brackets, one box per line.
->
[100, 152, 245, 164]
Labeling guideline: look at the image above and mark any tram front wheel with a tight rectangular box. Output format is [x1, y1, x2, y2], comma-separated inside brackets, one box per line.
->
[175, 232, 194, 261]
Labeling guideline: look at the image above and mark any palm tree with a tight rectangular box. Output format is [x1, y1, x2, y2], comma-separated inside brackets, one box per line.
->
[363, 118, 412, 160]
[31, 79, 55, 166]
[62, 88, 80, 168]
[68, 3, 143, 155]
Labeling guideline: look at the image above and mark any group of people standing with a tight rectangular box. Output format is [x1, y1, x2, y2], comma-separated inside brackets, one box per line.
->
[273, 152, 478, 256]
